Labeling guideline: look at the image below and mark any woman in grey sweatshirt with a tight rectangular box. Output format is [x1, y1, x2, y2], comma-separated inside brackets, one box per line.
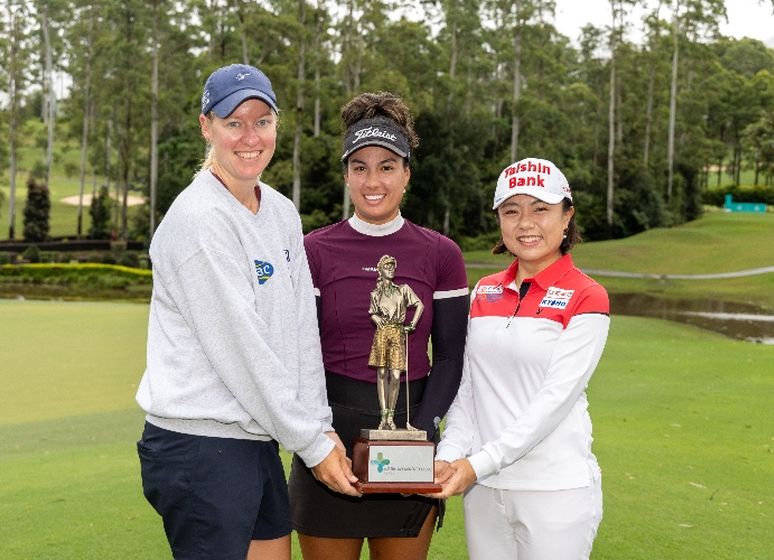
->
[136, 63, 359, 560]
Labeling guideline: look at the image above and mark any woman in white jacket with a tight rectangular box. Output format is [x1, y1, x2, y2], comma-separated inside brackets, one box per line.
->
[430, 157, 610, 560]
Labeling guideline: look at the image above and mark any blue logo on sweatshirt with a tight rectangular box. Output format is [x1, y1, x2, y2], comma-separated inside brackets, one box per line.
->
[254, 260, 274, 285]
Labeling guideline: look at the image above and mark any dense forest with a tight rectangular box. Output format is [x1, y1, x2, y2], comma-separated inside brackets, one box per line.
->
[1, 0, 773, 246]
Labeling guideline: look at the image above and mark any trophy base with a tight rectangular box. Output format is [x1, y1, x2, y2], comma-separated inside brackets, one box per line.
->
[352, 438, 440, 494]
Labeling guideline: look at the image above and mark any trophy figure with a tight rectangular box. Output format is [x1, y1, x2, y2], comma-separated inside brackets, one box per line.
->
[367, 254, 424, 432]
[352, 255, 442, 493]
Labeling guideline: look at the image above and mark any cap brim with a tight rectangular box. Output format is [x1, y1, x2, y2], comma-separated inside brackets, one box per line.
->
[493, 188, 567, 209]
[210, 89, 278, 117]
[341, 140, 409, 162]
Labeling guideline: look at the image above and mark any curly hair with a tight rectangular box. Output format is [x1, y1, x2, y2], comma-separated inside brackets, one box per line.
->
[340, 91, 420, 151]
[376, 254, 397, 270]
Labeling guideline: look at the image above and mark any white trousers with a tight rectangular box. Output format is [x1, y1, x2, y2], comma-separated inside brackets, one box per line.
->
[463, 477, 603, 560]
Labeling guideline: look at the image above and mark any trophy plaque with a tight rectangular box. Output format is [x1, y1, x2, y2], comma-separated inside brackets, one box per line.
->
[352, 428, 441, 494]
[351, 255, 442, 494]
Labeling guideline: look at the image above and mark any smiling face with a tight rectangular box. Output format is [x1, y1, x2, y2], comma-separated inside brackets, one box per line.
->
[344, 146, 410, 225]
[497, 194, 575, 278]
[199, 98, 277, 192]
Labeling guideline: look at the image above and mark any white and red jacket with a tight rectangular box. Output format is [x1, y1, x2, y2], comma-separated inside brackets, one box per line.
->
[436, 254, 610, 490]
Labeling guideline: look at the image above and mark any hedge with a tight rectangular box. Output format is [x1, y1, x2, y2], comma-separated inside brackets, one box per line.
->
[0, 263, 152, 301]
[703, 185, 774, 206]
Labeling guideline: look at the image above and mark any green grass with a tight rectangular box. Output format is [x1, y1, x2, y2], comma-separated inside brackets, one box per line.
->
[466, 211, 774, 310]
[1, 300, 772, 559]
[589, 317, 772, 560]
[574, 211, 774, 275]
[466, 211, 774, 274]
[466, 266, 774, 311]
[0, 300, 148, 425]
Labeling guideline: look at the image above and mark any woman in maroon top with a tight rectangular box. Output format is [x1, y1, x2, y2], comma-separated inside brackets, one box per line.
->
[288, 92, 469, 560]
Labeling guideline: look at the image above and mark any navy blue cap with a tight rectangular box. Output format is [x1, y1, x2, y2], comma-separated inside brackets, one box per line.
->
[200, 64, 278, 117]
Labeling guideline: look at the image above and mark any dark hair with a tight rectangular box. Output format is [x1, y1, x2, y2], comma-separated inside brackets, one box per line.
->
[492, 199, 580, 256]
[340, 92, 419, 167]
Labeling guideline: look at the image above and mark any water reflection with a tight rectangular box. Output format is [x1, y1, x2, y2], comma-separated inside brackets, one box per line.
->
[609, 293, 774, 344]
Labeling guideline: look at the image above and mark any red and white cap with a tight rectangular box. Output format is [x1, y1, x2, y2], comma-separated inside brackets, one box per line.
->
[492, 157, 572, 209]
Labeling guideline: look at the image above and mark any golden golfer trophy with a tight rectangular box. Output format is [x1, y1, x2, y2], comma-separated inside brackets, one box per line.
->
[351, 255, 442, 494]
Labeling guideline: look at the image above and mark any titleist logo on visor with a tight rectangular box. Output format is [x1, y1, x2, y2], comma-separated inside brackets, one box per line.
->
[341, 117, 410, 160]
[353, 126, 398, 143]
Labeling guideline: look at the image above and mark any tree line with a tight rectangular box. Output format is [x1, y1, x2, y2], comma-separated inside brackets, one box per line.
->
[1, 0, 773, 246]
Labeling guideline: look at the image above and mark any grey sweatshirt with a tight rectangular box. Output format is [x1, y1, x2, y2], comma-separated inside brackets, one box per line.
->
[136, 170, 334, 467]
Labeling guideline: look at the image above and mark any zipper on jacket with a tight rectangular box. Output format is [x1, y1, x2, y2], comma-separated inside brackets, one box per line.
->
[506, 281, 531, 328]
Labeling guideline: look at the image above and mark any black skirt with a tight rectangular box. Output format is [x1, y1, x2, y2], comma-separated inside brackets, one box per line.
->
[288, 373, 442, 538]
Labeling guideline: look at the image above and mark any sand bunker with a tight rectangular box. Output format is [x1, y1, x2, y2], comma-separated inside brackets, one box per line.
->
[60, 193, 145, 207]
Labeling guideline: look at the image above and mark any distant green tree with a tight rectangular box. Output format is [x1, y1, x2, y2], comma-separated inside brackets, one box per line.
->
[22, 176, 51, 242]
[7, 0, 768, 245]
[742, 108, 774, 186]
[89, 187, 112, 240]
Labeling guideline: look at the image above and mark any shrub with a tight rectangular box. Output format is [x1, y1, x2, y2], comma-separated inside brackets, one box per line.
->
[118, 252, 140, 268]
[23, 177, 51, 242]
[459, 231, 500, 252]
[22, 245, 41, 263]
[301, 209, 332, 234]
[0, 263, 152, 301]
[89, 187, 113, 240]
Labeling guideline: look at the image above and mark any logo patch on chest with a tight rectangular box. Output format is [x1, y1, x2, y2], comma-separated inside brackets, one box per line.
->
[477, 284, 504, 303]
[539, 287, 574, 309]
[254, 260, 275, 285]
[477, 284, 503, 295]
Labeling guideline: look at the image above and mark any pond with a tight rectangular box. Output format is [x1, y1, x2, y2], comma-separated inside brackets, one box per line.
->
[609, 293, 774, 345]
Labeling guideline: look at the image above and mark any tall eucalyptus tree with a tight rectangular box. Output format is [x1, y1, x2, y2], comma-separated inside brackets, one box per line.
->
[605, 0, 636, 230]
[2, 0, 32, 239]
[311, 0, 328, 137]
[666, 0, 680, 202]
[68, 0, 100, 238]
[291, 0, 307, 209]
[642, 2, 666, 169]
[38, 0, 56, 187]
[149, 0, 161, 237]
[102, 0, 151, 239]
[665, 0, 725, 201]
[359, 2, 489, 237]
[333, 0, 390, 218]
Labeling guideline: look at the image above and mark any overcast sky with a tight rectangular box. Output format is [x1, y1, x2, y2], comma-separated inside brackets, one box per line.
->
[554, 0, 774, 47]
